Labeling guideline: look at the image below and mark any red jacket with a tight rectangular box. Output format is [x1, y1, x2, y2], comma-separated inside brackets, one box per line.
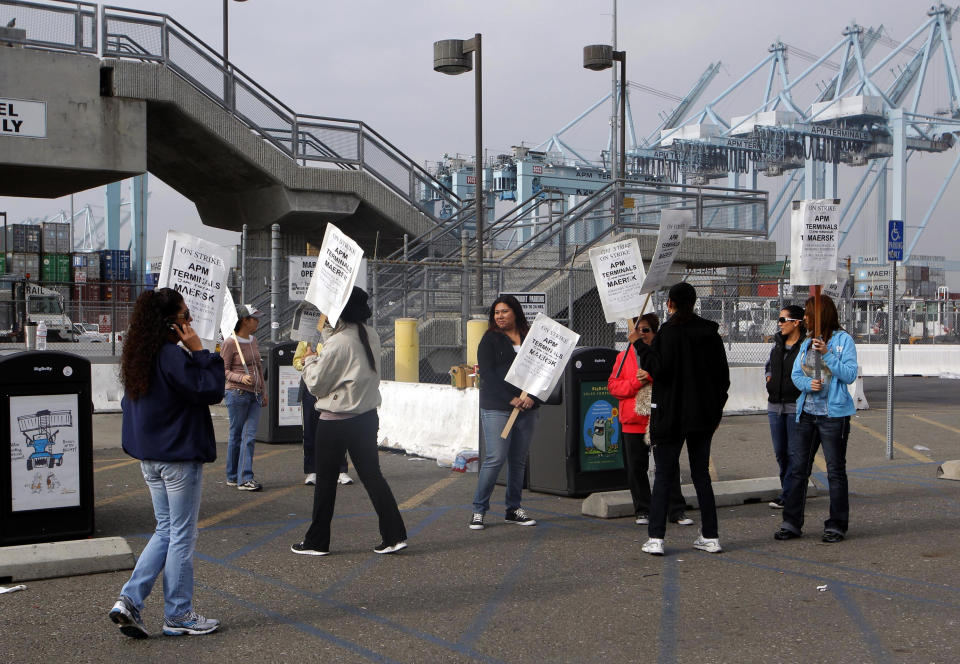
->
[607, 347, 651, 434]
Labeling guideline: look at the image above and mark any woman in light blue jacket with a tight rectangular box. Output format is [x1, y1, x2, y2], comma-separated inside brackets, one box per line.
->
[774, 294, 858, 544]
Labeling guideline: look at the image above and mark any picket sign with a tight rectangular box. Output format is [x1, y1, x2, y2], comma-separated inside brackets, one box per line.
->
[501, 314, 580, 438]
[588, 238, 647, 323]
[157, 231, 231, 341]
[639, 209, 693, 294]
[219, 289, 248, 374]
[304, 224, 363, 327]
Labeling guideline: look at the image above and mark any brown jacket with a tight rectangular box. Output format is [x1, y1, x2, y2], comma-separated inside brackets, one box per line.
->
[219, 335, 265, 395]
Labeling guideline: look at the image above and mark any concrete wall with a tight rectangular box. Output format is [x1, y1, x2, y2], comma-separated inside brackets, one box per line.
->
[0, 48, 146, 197]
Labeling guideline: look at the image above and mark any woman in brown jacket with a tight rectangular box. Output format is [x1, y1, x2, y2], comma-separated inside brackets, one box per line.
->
[220, 305, 267, 491]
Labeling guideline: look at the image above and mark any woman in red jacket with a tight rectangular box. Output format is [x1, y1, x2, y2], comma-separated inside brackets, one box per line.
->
[608, 313, 691, 526]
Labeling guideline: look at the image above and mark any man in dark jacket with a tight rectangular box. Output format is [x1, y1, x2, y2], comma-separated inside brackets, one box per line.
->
[633, 282, 729, 556]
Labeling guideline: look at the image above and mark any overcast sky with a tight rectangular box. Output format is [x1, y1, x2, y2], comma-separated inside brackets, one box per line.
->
[3, 0, 958, 285]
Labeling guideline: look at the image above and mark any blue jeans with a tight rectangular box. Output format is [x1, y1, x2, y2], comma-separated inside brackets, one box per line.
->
[225, 389, 261, 483]
[781, 412, 850, 536]
[120, 460, 203, 619]
[473, 408, 538, 514]
[767, 411, 798, 501]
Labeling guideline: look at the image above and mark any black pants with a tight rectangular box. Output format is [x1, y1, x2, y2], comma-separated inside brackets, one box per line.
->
[302, 410, 406, 551]
[649, 431, 718, 539]
[300, 381, 347, 475]
[622, 432, 687, 520]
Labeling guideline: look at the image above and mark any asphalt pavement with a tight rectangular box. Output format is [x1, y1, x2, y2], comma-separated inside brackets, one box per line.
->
[2, 377, 959, 663]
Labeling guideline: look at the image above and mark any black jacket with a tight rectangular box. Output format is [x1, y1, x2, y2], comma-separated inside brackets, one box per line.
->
[765, 332, 802, 405]
[121, 342, 226, 463]
[478, 329, 540, 412]
[633, 313, 729, 443]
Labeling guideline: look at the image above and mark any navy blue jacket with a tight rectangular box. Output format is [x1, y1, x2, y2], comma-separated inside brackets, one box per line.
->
[121, 341, 226, 463]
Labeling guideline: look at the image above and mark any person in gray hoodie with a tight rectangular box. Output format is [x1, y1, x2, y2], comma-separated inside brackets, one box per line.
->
[290, 287, 407, 556]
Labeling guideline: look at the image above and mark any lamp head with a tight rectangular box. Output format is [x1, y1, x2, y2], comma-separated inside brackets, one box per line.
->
[434, 39, 473, 74]
[583, 44, 613, 71]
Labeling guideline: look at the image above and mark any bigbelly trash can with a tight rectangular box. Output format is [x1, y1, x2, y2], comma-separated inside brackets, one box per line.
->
[256, 341, 302, 444]
[0, 351, 94, 545]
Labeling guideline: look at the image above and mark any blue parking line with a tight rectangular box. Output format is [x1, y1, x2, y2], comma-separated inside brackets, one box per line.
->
[658, 558, 679, 664]
[197, 583, 403, 664]
[459, 527, 544, 649]
[224, 519, 306, 562]
[831, 584, 892, 663]
[193, 508, 505, 663]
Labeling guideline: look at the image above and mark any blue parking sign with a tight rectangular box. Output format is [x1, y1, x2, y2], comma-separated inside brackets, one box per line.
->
[888, 219, 904, 261]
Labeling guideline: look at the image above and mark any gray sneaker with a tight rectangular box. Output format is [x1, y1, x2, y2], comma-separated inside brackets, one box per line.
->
[162, 610, 220, 636]
[109, 595, 148, 639]
[237, 479, 262, 491]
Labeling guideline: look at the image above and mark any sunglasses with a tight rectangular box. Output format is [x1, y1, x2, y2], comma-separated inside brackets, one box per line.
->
[777, 317, 800, 323]
[637, 327, 652, 334]
[172, 308, 191, 321]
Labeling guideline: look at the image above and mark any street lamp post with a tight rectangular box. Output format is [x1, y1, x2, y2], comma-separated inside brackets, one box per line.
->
[434, 34, 484, 309]
[583, 44, 626, 180]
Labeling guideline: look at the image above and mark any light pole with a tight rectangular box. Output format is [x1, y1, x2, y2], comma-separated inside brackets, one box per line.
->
[583, 44, 626, 180]
[223, 0, 248, 65]
[434, 34, 484, 308]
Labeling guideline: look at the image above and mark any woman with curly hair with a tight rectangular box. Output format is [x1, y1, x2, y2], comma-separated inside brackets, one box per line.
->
[108, 288, 225, 639]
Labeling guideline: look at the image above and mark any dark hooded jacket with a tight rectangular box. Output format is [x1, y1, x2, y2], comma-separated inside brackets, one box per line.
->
[764, 331, 802, 405]
[633, 313, 729, 443]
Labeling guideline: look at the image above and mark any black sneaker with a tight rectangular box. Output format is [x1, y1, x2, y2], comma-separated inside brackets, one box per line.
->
[821, 531, 845, 543]
[774, 528, 801, 540]
[109, 595, 149, 639]
[290, 541, 329, 556]
[373, 541, 408, 554]
[504, 508, 537, 526]
[469, 512, 485, 530]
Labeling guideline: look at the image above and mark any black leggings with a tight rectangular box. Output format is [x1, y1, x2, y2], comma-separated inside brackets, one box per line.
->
[302, 410, 406, 551]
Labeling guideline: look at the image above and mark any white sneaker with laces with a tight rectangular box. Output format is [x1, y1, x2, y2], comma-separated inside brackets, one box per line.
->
[693, 534, 722, 553]
[338, 472, 353, 485]
[642, 538, 664, 556]
[304, 473, 316, 485]
[672, 516, 695, 526]
[635, 514, 649, 525]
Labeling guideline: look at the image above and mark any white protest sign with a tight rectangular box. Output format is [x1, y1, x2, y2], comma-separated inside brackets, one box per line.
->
[157, 231, 231, 341]
[640, 209, 693, 294]
[219, 288, 239, 344]
[291, 301, 324, 344]
[504, 313, 580, 402]
[822, 272, 849, 299]
[589, 238, 648, 323]
[790, 199, 841, 286]
[304, 224, 363, 326]
[288, 256, 317, 300]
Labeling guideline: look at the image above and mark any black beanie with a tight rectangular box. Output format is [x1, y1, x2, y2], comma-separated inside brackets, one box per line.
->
[668, 281, 696, 308]
[340, 286, 372, 323]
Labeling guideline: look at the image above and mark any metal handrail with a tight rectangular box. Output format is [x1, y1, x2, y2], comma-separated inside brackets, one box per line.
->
[0, 0, 97, 53]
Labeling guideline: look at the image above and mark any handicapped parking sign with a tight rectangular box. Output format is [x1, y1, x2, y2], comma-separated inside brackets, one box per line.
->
[888, 219, 903, 261]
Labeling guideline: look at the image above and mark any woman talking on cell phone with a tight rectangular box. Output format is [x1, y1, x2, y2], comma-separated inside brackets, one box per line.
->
[108, 288, 225, 638]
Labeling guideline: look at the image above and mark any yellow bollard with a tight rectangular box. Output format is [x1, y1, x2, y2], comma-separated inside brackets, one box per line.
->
[394, 318, 419, 383]
[466, 318, 487, 367]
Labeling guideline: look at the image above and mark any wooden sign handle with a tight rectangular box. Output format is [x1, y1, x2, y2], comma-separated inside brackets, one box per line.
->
[500, 390, 528, 439]
[316, 313, 328, 332]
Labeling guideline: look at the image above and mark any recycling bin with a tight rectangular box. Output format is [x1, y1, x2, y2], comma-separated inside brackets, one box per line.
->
[255, 340, 303, 444]
[0, 351, 94, 545]
[526, 346, 628, 497]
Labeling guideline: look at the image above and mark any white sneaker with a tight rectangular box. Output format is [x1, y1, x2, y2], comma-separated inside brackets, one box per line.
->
[693, 534, 722, 553]
[635, 514, 649, 525]
[672, 515, 695, 526]
[338, 473, 353, 485]
[641, 538, 664, 556]
[304, 473, 316, 485]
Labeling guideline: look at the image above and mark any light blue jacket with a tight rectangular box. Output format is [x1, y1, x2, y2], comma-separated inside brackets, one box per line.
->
[791, 330, 858, 420]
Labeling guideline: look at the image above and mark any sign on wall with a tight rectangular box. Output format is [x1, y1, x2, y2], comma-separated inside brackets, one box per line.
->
[0, 98, 46, 138]
[288, 256, 317, 300]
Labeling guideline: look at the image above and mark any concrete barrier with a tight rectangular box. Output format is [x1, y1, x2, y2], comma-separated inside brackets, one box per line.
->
[0, 537, 134, 582]
[728, 342, 960, 377]
[92, 361, 123, 413]
[377, 381, 479, 463]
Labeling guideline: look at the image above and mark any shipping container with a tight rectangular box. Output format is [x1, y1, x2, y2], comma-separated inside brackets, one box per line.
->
[757, 282, 779, 297]
[41, 222, 72, 254]
[3, 224, 41, 253]
[98, 249, 131, 281]
[72, 264, 99, 284]
[5, 252, 40, 279]
[100, 281, 132, 302]
[40, 253, 71, 283]
[0, 254, 4, 274]
[72, 251, 101, 271]
[71, 283, 100, 303]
